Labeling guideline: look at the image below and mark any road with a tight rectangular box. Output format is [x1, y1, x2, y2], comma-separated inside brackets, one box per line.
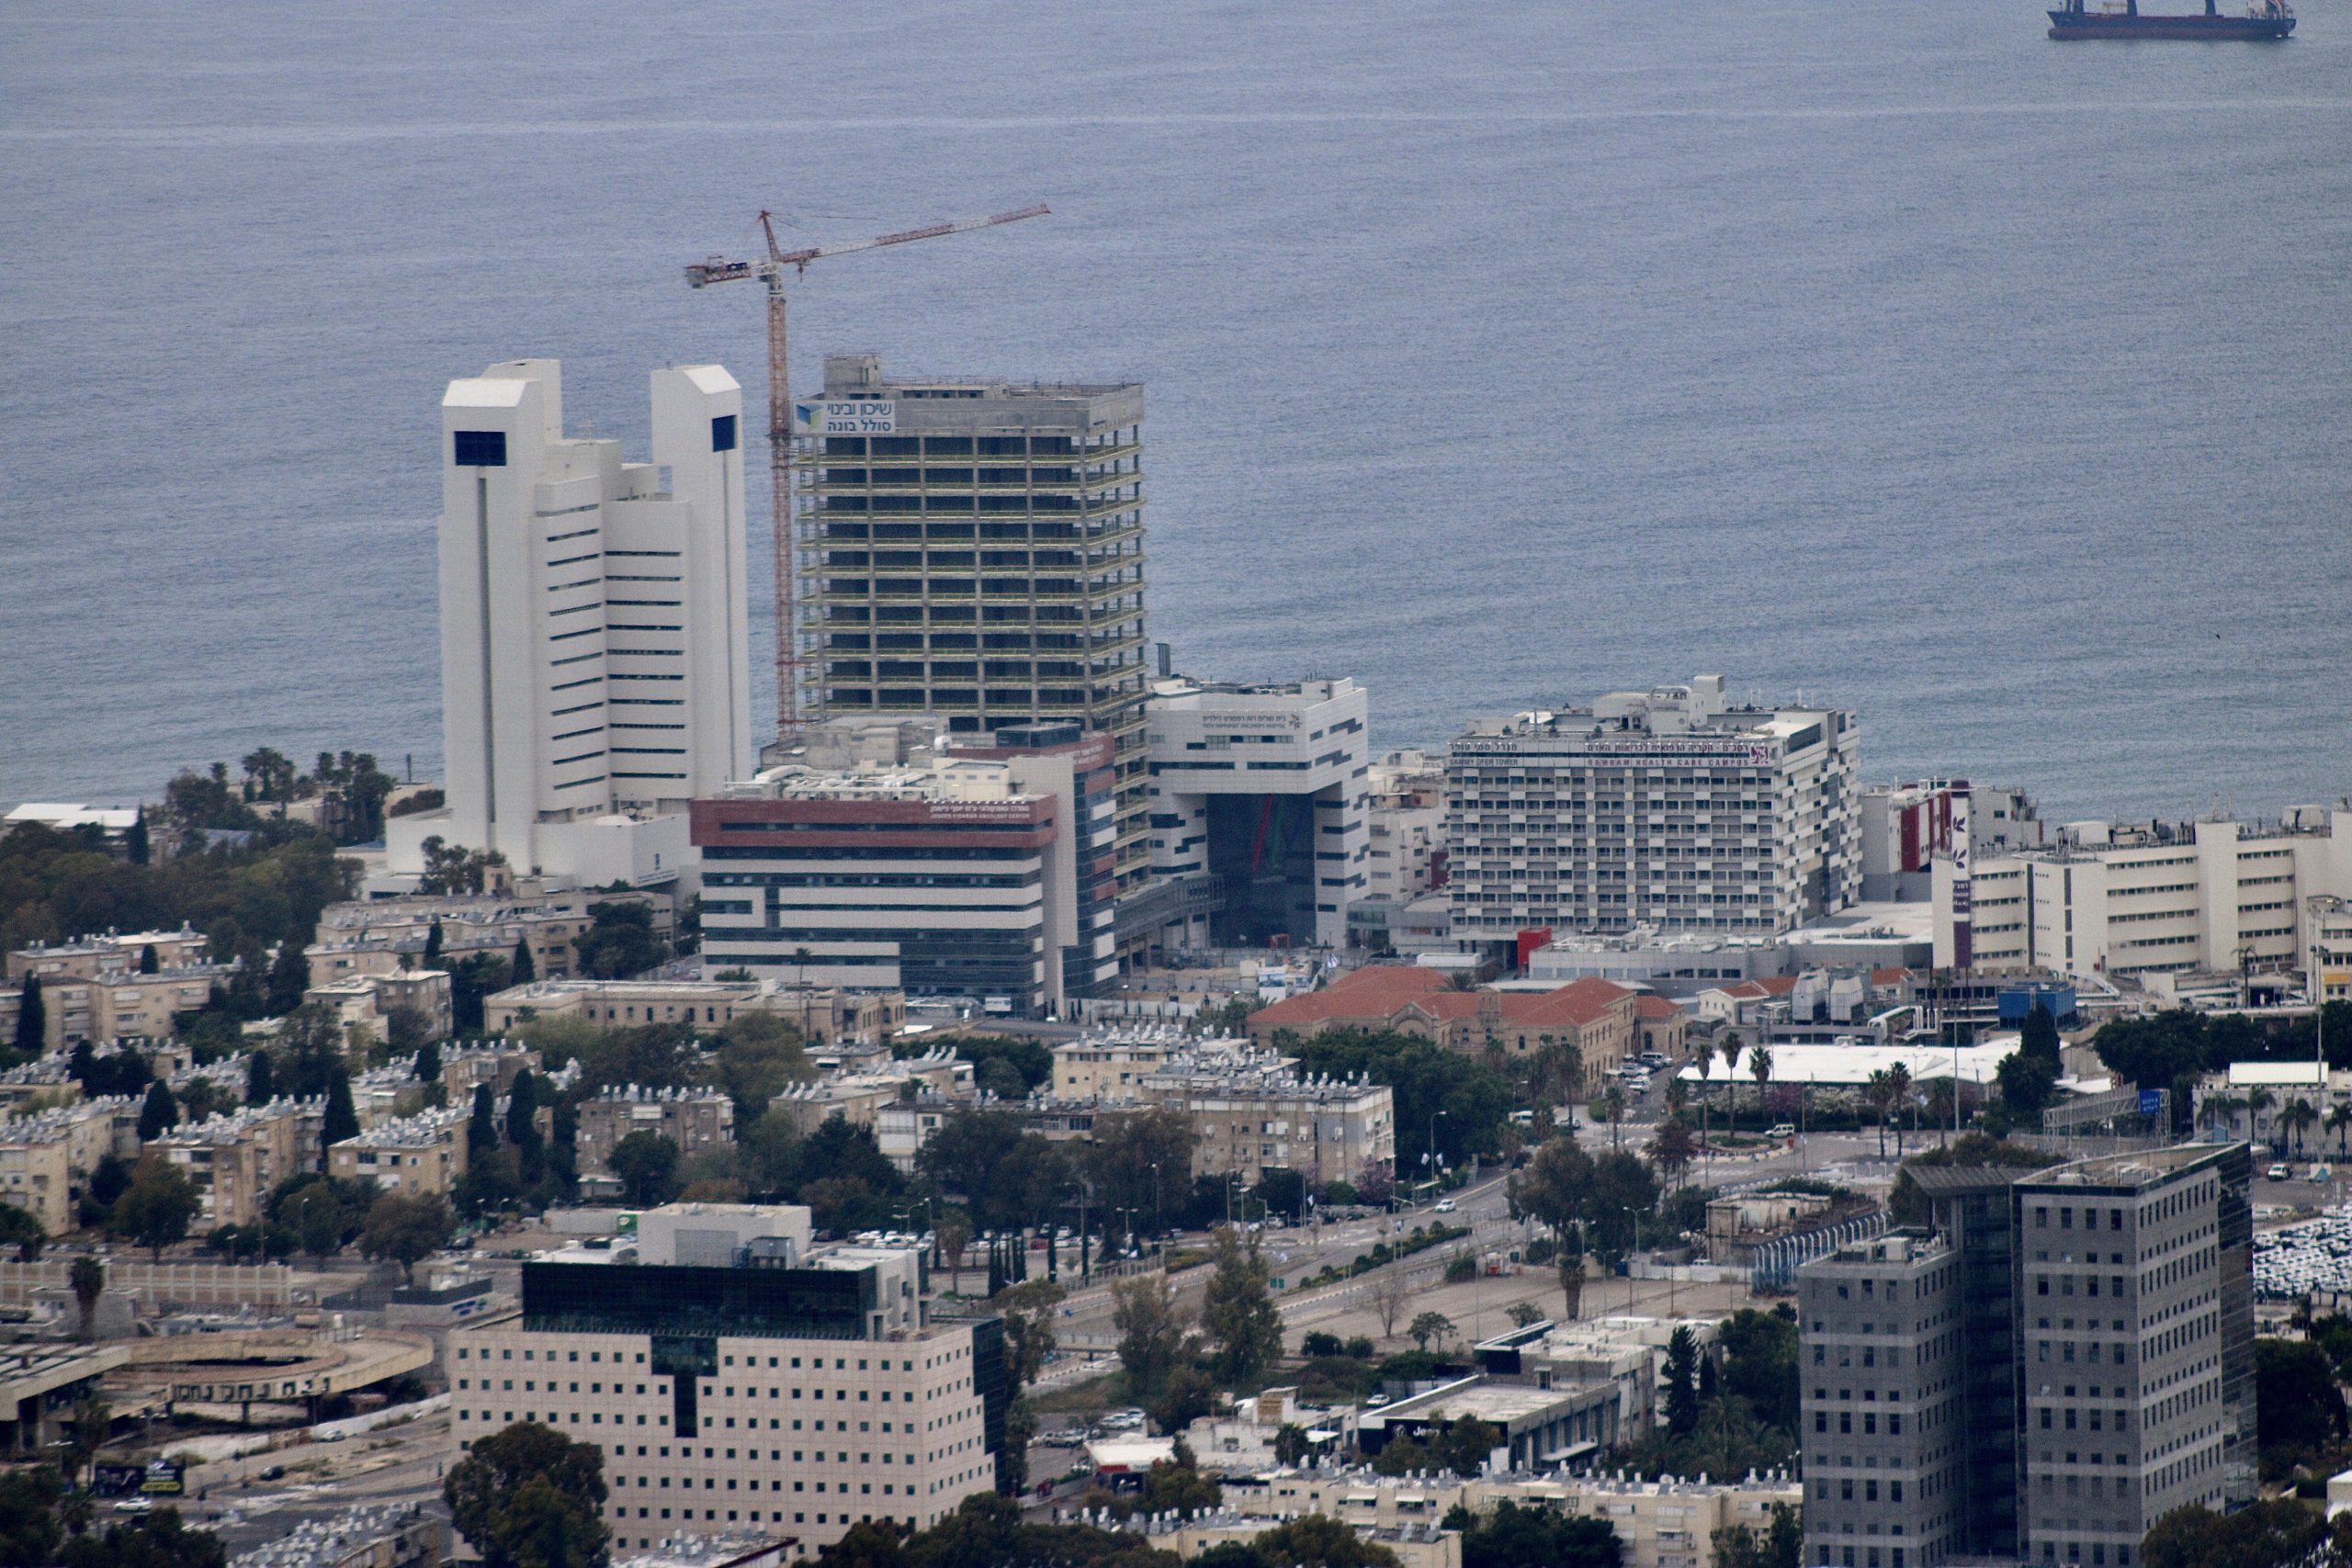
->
[187, 1411, 452, 1556]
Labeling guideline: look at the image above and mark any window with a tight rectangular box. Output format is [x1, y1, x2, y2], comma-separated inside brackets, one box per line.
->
[713, 414, 739, 452]
[454, 430, 507, 467]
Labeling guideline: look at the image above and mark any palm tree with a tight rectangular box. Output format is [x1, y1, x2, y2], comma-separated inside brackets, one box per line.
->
[70, 1255, 104, 1343]
[1692, 1040, 1717, 1154]
[2206, 1090, 2245, 1141]
[1886, 1062, 1914, 1158]
[1602, 1085, 1627, 1151]
[1750, 1047, 1775, 1138]
[2326, 1102, 2352, 1157]
[2246, 1088, 2277, 1153]
[2286, 1098, 2319, 1157]
[1866, 1070, 1894, 1158]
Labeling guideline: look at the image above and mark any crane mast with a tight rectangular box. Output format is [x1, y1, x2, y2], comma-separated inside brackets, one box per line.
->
[684, 203, 1050, 745]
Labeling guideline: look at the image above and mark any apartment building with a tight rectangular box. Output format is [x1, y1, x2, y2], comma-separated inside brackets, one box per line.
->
[2, 944, 238, 1052]
[328, 1104, 470, 1198]
[446, 1203, 1006, 1557]
[310, 887, 674, 987]
[1049, 1029, 1283, 1102]
[765, 1049, 975, 1145]
[1133, 1054, 1394, 1190]
[1933, 810, 2352, 984]
[440, 1043, 543, 1101]
[1141, 675, 1371, 950]
[304, 970, 453, 1045]
[1797, 1233, 1968, 1568]
[153, 1098, 323, 1228]
[6, 928, 210, 985]
[0, 1097, 141, 1234]
[797, 355, 1151, 913]
[1447, 676, 1860, 943]
[575, 1087, 735, 1190]
[1235, 1466, 1801, 1568]
[390, 359, 750, 886]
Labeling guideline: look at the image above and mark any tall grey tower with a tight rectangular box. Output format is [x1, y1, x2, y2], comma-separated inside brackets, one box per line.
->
[797, 355, 1149, 902]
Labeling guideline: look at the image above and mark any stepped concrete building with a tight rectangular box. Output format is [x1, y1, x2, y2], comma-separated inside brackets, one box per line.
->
[392, 358, 751, 887]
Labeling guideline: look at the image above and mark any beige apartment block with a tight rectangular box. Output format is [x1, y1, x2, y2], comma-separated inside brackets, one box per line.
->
[306, 969, 455, 1047]
[766, 1048, 977, 1145]
[1239, 1465, 1802, 1568]
[441, 1043, 542, 1100]
[2, 963, 237, 1053]
[6, 927, 211, 984]
[482, 979, 907, 1047]
[1048, 1030, 1284, 1102]
[1134, 1055, 1395, 1189]
[575, 1087, 734, 1184]
[311, 888, 675, 986]
[328, 1104, 469, 1198]
[0, 1096, 141, 1235]
[152, 1098, 324, 1229]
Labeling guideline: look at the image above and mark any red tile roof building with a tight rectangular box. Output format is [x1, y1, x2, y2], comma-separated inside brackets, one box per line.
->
[1247, 965, 1637, 1098]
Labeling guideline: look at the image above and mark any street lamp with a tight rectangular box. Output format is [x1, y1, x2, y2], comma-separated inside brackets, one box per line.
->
[1622, 1203, 1640, 1316]
[1427, 1110, 1450, 1201]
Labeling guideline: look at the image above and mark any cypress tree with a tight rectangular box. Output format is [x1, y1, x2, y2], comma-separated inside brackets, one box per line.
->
[415, 1039, 442, 1088]
[139, 943, 160, 975]
[138, 1080, 181, 1141]
[126, 808, 150, 866]
[266, 942, 311, 1015]
[245, 1049, 276, 1106]
[511, 939, 537, 985]
[322, 1066, 360, 1151]
[505, 1069, 539, 1147]
[10, 976, 42, 1056]
[467, 1084, 500, 1156]
[424, 919, 444, 964]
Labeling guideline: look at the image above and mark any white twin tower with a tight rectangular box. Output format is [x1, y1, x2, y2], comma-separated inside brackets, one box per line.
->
[388, 359, 752, 887]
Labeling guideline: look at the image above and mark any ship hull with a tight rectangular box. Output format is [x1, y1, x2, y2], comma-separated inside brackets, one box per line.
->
[2047, 10, 2294, 36]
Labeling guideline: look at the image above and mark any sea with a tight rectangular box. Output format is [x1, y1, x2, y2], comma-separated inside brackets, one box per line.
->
[3, 0, 2348, 821]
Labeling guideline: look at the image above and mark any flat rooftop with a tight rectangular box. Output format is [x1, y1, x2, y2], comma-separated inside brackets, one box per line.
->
[2027, 1142, 2242, 1189]
[1371, 1377, 1598, 1429]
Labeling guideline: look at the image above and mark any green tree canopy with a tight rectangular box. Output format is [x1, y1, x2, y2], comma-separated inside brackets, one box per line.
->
[1446, 1498, 1623, 1568]
[608, 1131, 682, 1207]
[109, 1156, 200, 1261]
[359, 1190, 454, 1285]
[572, 902, 668, 979]
[2140, 1498, 2324, 1568]
[1203, 1224, 1284, 1382]
[445, 1421, 609, 1568]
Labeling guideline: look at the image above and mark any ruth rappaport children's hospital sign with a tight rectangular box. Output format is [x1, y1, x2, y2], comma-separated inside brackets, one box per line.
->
[797, 400, 896, 434]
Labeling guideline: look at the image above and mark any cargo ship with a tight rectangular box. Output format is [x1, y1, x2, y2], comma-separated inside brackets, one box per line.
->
[2049, 0, 2294, 38]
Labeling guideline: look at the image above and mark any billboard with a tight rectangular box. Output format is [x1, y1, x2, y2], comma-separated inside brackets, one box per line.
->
[797, 399, 896, 434]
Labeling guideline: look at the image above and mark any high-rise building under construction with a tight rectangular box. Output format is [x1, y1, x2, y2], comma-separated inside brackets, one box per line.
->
[797, 355, 1151, 905]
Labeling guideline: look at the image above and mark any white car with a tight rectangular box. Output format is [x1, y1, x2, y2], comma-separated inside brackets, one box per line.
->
[113, 1498, 154, 1515]
[1434, 1199, 1456, 1213]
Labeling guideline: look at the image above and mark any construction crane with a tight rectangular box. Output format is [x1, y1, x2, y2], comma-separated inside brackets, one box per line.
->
[684, 202, 1051, 742]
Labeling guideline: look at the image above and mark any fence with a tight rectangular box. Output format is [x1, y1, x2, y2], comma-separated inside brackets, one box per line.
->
[1748, 1212, 1887, 1292]
[0, 1259, 296, 1309]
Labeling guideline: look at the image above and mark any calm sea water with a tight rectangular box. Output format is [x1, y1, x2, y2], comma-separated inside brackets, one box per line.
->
[4, 0, 2348, 819]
